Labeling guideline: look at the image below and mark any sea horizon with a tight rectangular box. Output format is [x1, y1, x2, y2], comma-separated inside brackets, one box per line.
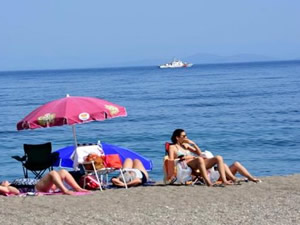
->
[1, 59, 299, 74]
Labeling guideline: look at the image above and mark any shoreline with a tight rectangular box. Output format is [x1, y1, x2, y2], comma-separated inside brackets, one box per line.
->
[1, 174, 300, 225]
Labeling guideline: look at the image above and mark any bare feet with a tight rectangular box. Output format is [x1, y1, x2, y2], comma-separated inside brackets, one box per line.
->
[223, 181, 233, 185]
[76, 188, 89, 192]
[249, 177, 261, 183]
[63, 190, 76, 195]
[63, 188, 89, 195]
[74, 187, 90, 192]
[206, 181, 213, 187]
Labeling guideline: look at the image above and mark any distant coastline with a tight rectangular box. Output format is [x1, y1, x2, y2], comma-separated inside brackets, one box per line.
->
[0, 59, 300, 74]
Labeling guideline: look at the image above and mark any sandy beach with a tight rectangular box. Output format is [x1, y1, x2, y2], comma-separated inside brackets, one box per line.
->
[1, 174, 300, 225]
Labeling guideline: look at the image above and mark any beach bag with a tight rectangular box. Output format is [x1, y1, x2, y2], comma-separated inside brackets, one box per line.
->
[104, 154, 122, 168]
[176, 160, 192, 184]
[208, 170, 220, 183]
[200, 150, 214, 159]
[79, 175, 100, 190]
[84, 154, 106, 170]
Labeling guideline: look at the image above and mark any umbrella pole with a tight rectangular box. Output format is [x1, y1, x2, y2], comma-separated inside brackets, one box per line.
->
[72, 125, 78, 148]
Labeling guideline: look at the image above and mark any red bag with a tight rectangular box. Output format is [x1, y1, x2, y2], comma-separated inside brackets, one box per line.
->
[104, 154, 122, 168]
[79, 175, 100, 190]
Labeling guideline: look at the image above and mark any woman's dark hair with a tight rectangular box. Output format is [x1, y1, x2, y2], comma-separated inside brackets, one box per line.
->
[171, 129, 185, 144]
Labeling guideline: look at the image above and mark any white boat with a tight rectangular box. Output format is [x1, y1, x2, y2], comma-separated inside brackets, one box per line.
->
[159, 59, 192, 68]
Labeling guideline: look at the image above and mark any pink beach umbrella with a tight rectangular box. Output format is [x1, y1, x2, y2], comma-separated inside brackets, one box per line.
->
[17, 94, 127, 146]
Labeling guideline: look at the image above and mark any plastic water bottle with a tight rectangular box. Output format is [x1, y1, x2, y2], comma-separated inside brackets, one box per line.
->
[97, 140, 104, 155]
[97, 140, 102, 149]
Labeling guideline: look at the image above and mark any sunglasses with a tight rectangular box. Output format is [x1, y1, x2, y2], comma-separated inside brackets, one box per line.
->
[180, 134, 187, 138]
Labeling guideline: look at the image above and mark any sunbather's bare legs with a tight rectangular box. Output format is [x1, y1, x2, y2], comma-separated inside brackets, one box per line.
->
[120, 158, 149, 180]
[123, 158, 134, 169]
[204, 156, 232, 185]
[35, 169, 88, 195]
[187, 157, 212, 186]
[0, 181, 20, 195]
[35, 170, 69, 194]
[133, 159, 149, 180]
[228, 161, 260, 182]
[112, 158, 148, 187]
[111, 158, 133, 187]
[223, 164, 238, 181]
[57, 169, 89, 192]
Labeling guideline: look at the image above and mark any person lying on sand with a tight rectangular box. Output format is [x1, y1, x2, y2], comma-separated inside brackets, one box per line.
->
[169, 129, 260, 186]
[0, 169, 88, 196]
[0, 181, 20, 195]
[111, 158, 149, 188]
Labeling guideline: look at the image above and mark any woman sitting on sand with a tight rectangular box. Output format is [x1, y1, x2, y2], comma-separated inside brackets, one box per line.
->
[0, 169, 88, 196]
[169, 129, 260, 186]
[111, 158, 149, 188]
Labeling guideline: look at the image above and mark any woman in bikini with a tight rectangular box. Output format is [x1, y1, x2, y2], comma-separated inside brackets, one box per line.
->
[169, 129, 231, 186]
[111, 158, 149, 187]
[169, 129, 260, 186]
[0, 169, 88, 196]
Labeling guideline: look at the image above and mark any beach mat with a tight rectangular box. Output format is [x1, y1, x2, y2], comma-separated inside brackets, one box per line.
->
[2, 191, 92, 197]
[105, 180, 156, 189]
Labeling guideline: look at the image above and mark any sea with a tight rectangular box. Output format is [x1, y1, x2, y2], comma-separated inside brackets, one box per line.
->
[0, 60, 299, 182]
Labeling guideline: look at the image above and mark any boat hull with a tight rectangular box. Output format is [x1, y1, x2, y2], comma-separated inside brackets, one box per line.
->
[159, 59, 192, 68]
[159, 63, 193, 69]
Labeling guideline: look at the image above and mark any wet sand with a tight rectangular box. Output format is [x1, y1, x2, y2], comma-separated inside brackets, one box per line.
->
[1, 174, 300, 225]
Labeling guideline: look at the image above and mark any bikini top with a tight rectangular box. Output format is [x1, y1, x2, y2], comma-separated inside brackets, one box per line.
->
[175, 145, 194, 157]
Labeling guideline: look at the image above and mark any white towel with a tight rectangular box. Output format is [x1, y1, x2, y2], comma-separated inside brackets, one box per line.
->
[71, 145, 104, 170]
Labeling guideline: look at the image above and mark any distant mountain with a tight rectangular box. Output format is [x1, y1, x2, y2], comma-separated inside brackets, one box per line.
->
[104, 53, 280, 68]
[184, 53, 278, 64]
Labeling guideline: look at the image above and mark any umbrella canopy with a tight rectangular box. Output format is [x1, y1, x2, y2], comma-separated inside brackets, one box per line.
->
[17, 95, 127, 130]
[16, 95, 127, 146]
[53, 142, 153, 171]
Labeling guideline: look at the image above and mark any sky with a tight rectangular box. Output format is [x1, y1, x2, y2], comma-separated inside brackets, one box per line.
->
[0, 0, 300, 71]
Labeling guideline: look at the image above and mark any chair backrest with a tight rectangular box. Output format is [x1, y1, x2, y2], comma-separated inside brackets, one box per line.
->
[72, 144, 104, 170]
[165, 142, 171, 156]
[24, 142, 52, 165]
[163, 142, 177, 184]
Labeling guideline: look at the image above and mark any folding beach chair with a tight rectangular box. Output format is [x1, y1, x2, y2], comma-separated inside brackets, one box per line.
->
[163, 142, 178, 184]
[82, 159, 128, 191]
[163, 142, 203, 185]
[74, 143, 128, 191]
[12, 142, 58, 179]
